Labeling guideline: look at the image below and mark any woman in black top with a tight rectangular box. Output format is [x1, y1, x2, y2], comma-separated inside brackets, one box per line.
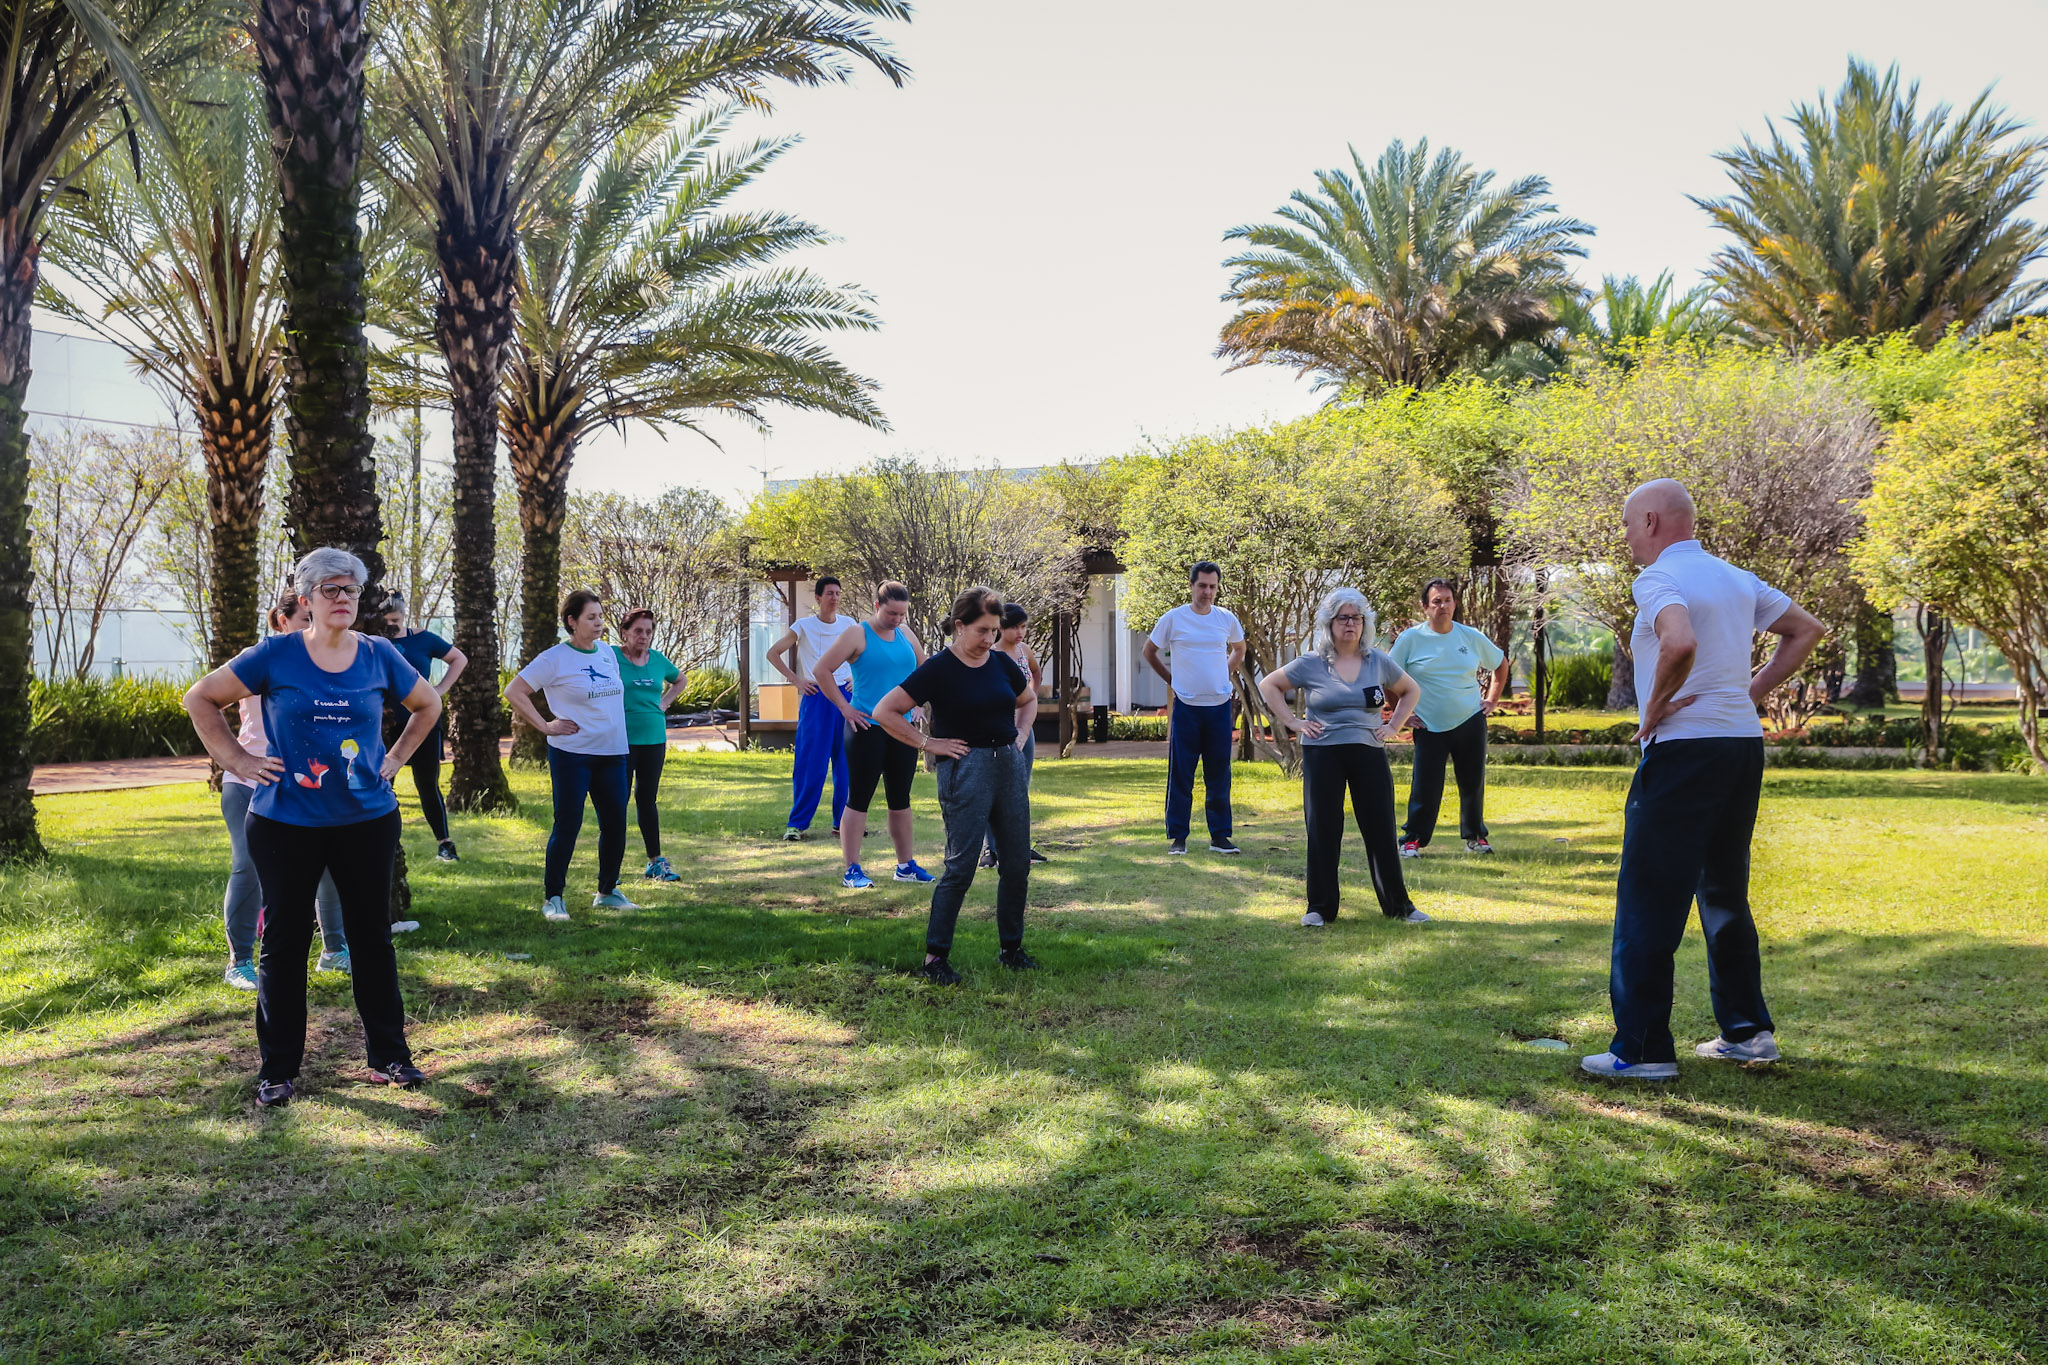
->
[874, 586, 1039, 985]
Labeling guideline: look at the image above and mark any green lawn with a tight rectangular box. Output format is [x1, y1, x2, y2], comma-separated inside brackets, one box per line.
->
[3, 755, 2045, 1363]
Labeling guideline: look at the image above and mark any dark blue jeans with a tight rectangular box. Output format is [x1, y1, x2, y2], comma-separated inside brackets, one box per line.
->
[545, 746, 629, 898]
[1609, 737, 1773, 1064]
[1165, 698, 1233, 840]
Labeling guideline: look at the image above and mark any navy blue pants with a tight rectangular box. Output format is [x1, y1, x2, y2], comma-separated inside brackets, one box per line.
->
[1165, 698, 1233, 840]
[1609, 737, 1774, 1064]
[1403, 708, 1489, 847]
[788, 684, 850, 831]
[545, 746, 629, 899]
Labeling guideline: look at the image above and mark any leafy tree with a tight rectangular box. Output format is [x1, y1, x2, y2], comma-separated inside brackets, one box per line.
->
[1217, 139, 1591, 394]
[1699, 59, 2048, 352]
[502, 106, 884, 759]
[370, 0, 906, 811]
[1120, 414, 1468, 773]
[0, 0, 223, 856]
[1560, 272, 1727, 359]
[1512, 340, 1878, 722]
[561, 487, 746, 677]
[39, 68, 283, 667]
[1852, 322, 2048, 769]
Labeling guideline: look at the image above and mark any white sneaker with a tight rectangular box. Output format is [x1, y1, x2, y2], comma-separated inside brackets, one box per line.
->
[592, 890, 641, 910]
[1300, 912, 1326, 927]
[541, 896, 570, 922]
[223, 961, 257, 990]
[1579, 1051, 1678, 1081]
[1401, 909, 1432, 923]
[1695, 1031, 1780, 1063]
[390, 920, 421, 935]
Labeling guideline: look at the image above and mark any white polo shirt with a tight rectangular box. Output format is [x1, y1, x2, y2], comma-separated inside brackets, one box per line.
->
[1148, 604, 1244, 706]
[1630, 540, 1792, 745]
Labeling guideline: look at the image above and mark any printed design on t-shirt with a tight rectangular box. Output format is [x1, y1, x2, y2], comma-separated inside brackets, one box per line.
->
[341, 737, 377, 791]
[574, 657, 623, 699]
[294, 759, 330, 789]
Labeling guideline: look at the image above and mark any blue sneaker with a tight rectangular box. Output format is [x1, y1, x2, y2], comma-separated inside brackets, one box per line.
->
[224, 961, 257, 991]
[843, 864, 874, 890]
[316, 949, 351, 975]
[643, 856, 681, 882]
[592, 889, 641, 910]
[893, 860, 935, 883]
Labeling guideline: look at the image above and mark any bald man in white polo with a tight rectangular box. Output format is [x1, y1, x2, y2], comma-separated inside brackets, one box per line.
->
[1581, 479, 1825, 1081]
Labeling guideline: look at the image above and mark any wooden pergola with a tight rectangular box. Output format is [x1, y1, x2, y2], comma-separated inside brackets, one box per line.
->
[1047, 547, 1125, 754]
[736, 563, 811, 750]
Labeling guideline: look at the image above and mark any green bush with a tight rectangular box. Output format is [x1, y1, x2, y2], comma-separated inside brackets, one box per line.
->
[1945, 722, 2034, 772]
[30, 676, 204, 764]
[1545, 650, 1613, 709]
[1489, 720, 1638, 746]
[673, 666, 738, 711]
[1109, 713, 1170, 742]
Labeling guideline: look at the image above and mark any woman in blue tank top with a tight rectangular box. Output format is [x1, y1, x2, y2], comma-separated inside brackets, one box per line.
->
[813, 581, 930, 889]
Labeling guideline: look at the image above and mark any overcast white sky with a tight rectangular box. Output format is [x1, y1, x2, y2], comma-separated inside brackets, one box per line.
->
[32, 0, 2048, 507]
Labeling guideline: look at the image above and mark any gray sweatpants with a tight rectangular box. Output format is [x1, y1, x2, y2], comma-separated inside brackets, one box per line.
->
[221, 782, 346, 963]
[927, 744, 1031, 957]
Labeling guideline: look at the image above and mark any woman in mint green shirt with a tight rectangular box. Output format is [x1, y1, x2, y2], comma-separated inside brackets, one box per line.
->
[1386, 578, 1509, 856]
[617, 608, 687, 881]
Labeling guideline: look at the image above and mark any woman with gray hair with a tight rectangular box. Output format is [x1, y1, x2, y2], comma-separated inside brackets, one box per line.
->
[1257, 586, 1429, 927]
[185, 547, 444, 1106]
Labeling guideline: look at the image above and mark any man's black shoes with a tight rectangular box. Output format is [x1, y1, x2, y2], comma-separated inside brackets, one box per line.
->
[919, 957, 963, 986]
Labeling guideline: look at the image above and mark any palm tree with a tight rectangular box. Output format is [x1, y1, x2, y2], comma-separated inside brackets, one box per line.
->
[252, 0, 388, 584]
[1565, 272, 1725, 355]
[0, 0, 222, 859]
[40, 66, 282, 668]
[1698, 59, 2048, 351]
[1217, 139, 1593, 393]
[370, 0, 907, 811]
[503, 109, 885, 759]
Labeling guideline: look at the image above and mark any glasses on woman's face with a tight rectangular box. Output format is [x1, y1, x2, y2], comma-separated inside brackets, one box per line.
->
[1332, 613, 1364, 626]
[314, 583, 363, 601]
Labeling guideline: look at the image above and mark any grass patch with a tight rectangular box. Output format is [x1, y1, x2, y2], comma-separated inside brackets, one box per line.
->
[3, 754, 2046, 1362]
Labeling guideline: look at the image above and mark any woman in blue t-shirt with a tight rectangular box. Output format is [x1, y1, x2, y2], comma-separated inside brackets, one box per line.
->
[381, 590, 467, 862]
[185, 549, 446, 1107]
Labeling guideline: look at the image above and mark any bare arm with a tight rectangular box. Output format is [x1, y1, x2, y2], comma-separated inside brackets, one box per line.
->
[659, 668, 688, 711]
[1013, 682, 1039, 751]
[504, 674, 578, 738]
[765, 628, 813, 694]
[434, 644, 468, 696]
[1484, 657, 1510, 710]
[1637, 604, 1699, 742]
[814, 629, 867, 726]
[379, 679, 444, 778]
[1142, 639, 1172, 685]
[1379, 667, 1420, 741]
[184, 666, 281, 785]
[1257, 662, 1319, 739]
[1227, 638, 1247, 672]
[877, 684, 965, 759]
[1750, 602, 1826, 704]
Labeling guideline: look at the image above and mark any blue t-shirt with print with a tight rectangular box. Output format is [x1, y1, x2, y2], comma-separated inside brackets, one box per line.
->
[229, 631, 419, 827]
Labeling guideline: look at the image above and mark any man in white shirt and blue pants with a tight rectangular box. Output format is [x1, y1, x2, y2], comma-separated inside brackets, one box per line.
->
[1144, 561, 1246, 856]
[1583, 480, 1823, 1081]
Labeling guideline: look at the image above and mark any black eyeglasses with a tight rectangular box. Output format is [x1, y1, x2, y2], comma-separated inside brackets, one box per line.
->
[314, 583, 364, 601]
[1331, 613, 1365, 625]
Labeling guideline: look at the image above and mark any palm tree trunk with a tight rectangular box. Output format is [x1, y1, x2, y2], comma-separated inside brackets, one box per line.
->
[0, 233, 44, 860]
[439, 232, 517, 811]
[198, 367, 276, 667]
[504, 390, 576, 765]
[1849, 596, 1898, 706]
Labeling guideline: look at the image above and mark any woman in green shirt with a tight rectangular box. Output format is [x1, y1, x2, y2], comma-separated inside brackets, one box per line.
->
[617, 608, 687, 881]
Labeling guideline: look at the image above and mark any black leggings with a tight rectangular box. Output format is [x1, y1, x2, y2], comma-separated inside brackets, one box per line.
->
[1302, 743, 1416, 921]
[408, 725, 450, 842]
[627, 742, 667, 858]
[246, 809, 409, 1080]
[846, 724, 917, 813]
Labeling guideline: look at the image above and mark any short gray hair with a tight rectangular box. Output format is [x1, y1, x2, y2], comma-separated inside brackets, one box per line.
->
[293, 547, 369, 600]
[1308, 586, 1376, 662]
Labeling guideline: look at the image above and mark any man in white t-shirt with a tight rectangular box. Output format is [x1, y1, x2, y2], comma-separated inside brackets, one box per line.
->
[1143, 561, 1247, 855]
[766, 576, 859, 840]
[1581, 479, 1824, 1082]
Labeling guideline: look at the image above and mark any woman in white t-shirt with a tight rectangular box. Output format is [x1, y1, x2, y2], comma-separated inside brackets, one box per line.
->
[504, 590, 636, 922]
[217, 590, 352, 988]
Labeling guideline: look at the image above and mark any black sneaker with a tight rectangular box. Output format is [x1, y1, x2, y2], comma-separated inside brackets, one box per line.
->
[1168, 838, 1187, 856]
[1209, 836, 1241, 855]
[370, 1061, 426, 1088]
[997, 947, 1041, 970]
[256, 1078, 295, 1107]
[919, 957, 962, 986]
[436, 839, 459, 862]
[978, 847, 997, 869]
[1028, 848, 1049, 864]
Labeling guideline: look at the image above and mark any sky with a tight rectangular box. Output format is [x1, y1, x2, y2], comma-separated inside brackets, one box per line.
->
[30, 0, 2048, 508]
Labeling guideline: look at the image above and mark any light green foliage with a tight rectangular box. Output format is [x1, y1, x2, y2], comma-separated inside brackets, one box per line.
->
[1820, 329, 1977, 425]
[2, 761, 2045, 1361]
[1853, 322, 2048, 767]
[1513, 341, 1879, 661]
[1121, 413, 1467, 768]
[562, 486, 745, 675]
[1699, 59, 2048, 349]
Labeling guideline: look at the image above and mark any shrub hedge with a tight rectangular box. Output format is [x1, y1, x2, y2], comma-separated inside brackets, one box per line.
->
[1545, 651, 1613, 709]
[31, 676, 204, 765]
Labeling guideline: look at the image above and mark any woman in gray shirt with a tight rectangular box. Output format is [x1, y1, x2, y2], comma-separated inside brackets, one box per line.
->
[1258, 587, 1430, 927]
